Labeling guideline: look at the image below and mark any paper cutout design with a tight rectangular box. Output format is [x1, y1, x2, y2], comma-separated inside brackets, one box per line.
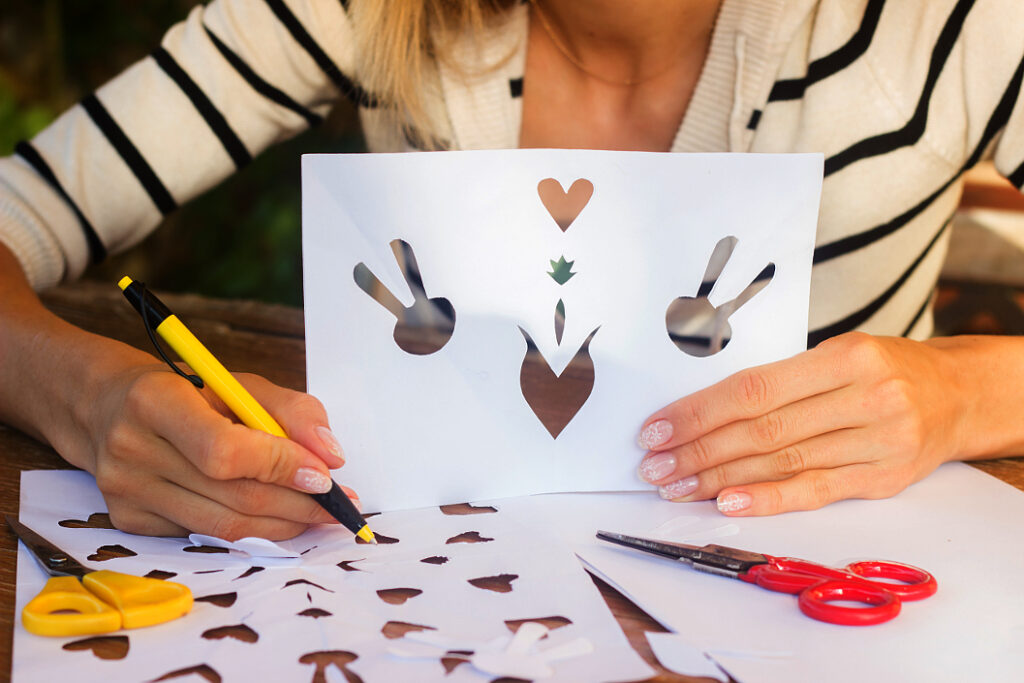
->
[195, 592, 237, 608]
[666, 236, 776, 357]
[152, 663, 221, 682]
[13, 470, 652, 683]
[353, 239, 455, 356]
[303, 150, 822, 511]
[63, 635, 129, 660]
[519, 325, 600, 438]
[88, 544, 136, 561]
[59, 512, 114, 529]
[536, 178, 594, 232]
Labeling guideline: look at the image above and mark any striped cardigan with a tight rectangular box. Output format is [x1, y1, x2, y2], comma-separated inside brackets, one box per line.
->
[1, 0, 1022, 347]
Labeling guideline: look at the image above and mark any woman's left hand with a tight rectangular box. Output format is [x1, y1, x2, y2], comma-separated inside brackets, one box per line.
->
[635, 332, 994, 515]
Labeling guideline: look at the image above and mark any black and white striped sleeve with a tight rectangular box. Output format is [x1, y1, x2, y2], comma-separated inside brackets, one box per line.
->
[0, 0, 367, 289]
[971, 3, 1024, 190]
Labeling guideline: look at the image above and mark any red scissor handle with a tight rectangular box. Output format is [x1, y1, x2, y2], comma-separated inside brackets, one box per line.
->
[843, 560, 937, 600]
[741, 556, 937, 626]
[797, 580, 901, 626]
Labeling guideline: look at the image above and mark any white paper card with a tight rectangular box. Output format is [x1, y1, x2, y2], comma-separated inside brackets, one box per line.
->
[302, 150, 822, 511]
[12, 470, 651, 683]
[491, 463, 1024, 683]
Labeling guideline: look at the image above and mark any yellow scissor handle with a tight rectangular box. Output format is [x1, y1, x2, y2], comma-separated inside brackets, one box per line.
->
[22, 571, 193, 637]
[22, 576, 121, 637]
[84, 570, 193, 630]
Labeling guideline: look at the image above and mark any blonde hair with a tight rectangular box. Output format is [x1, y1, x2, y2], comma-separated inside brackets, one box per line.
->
[350, 0, 518, 146]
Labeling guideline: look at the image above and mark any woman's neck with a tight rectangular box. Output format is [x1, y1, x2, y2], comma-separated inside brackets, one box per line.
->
[533, 0, 722, 85]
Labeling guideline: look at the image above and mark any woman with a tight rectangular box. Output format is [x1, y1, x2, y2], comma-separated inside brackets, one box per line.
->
[1, 0, 1022, 538]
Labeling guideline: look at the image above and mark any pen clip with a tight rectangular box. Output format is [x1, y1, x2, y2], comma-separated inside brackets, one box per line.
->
[136, 281, 205, 390]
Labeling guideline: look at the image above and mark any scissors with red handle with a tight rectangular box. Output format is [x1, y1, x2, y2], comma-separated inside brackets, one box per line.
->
[596, 530, 936, 626]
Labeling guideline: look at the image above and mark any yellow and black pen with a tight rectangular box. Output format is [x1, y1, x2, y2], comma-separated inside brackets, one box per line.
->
[117, 276, 375, 544]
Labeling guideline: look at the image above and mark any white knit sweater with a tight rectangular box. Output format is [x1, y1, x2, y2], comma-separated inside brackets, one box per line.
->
[1, 0, 1022, 347]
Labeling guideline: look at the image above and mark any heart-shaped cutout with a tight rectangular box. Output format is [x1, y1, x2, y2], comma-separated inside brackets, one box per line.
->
[537, 178, 594, 231]
[518, 326, 600, 438]
[63, 635, 129, 660]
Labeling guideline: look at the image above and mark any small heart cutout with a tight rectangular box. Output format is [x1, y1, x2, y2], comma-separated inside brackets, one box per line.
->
[63, 635, 129, 660]
[537, 178, 594, 231]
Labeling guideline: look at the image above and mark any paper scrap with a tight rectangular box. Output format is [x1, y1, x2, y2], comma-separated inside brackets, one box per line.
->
[645, 632, 728, 682]
[187, 534, 300, 559]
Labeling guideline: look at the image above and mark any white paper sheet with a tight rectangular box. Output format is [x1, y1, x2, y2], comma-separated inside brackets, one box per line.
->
[302, 150, 822, 511]
[490, 463, 1024, 683]
[12, 470, 651, 683]
[645, 632, 729, 682]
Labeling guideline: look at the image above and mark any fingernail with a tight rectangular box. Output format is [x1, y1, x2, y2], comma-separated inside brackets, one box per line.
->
[315, 426, 345, 465]
[295, 467, 333, 494]
[638, 419, 673, 449]
[638, 453, 677, 483]
[717, 492, 752, 513]
[658, 475, 699, 500]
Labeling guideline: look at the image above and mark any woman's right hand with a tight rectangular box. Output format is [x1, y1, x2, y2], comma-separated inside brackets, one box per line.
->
[71, 352, 354, 540]
[0, 244, 352, 541]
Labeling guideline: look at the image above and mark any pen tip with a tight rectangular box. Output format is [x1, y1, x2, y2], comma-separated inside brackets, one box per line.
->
[355, 525, 377, 545]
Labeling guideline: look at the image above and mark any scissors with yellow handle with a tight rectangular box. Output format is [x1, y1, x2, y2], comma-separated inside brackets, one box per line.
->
[7, 515, 193, 637]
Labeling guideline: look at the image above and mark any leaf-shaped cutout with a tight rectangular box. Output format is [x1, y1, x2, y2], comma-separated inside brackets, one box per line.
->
[439, 503, 497, 515]
[356, 532, 399, 545]
[445, 531, 493, 544]
[376, 588, 423, 605]
[381, 620, 436, 639]
[202, 624, 258, 643]
[195, 592, 237, 608]
[467, 573, 518, 593]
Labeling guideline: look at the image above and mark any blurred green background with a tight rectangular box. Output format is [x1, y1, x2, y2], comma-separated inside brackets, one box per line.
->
[0, 0, 365, 307]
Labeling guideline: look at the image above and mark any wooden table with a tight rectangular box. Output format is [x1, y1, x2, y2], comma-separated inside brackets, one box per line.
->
[3, 282, 1023, 682]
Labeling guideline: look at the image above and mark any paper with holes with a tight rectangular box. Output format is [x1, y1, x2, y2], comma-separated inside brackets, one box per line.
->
[12, 470, 651, 683]
[302, 150, 822, 511]
[489, 463, 1024, 683]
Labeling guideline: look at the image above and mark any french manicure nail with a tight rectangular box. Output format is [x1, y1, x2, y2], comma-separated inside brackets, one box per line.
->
[658, 475, 699, 500]
[717, 492, 752, 513]
[638, 453, 677, 483]
[638, 419, 673, 449]
[315, 425, 345, 464]
[295, 467, 333, 494]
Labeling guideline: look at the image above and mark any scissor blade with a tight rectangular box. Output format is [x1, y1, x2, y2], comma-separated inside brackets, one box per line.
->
[5, 515, 89, 578]
[596, 530, 703, 561]
[597, 530, 770, 578]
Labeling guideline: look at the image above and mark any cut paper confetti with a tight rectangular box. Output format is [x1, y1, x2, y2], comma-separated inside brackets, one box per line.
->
[303, 150, 823, 511]
[12, 470, 652, 683]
